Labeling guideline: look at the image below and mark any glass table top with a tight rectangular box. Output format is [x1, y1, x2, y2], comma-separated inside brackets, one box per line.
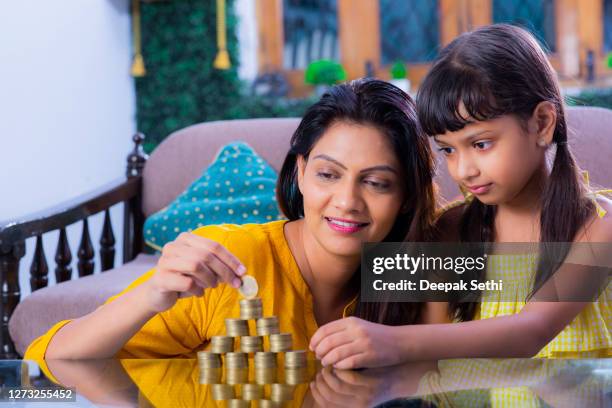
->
[1, 357, 611, 407]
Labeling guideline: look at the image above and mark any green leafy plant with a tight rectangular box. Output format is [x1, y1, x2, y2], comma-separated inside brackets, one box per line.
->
[390, 61, 407, 79]
[304, 59, 347, 86]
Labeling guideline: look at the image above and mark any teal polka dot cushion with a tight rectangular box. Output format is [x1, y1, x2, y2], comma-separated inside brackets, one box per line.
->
[144, 142, 284, 251]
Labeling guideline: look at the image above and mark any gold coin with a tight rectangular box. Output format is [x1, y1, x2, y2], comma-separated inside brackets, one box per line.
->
[198, 367, 222, 384]
[239, 275, 259, 299]
[255, 368, 277, 384]
[210, 336, 234, 353]
[284, 367, 309, 385]
[269, 333, 292, 352]
[225, 318, 249, 337]
[270, 383, 295, 401]
[284, 350, 307, 368]
[211, 384, 235, 400]
[254, 351, 277, 368]
[225, 352, 248, 368]
[241, 383, 264, 400]
[227, 400, 250, 408]
[226, 367, 249, 384]
[239, 298, 262, 308]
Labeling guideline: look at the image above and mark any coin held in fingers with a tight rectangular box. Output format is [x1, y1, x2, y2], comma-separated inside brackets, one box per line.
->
[238, 275, 258, 299]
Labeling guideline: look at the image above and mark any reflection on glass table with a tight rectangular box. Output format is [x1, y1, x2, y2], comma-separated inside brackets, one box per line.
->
[2, 357, 611, 407]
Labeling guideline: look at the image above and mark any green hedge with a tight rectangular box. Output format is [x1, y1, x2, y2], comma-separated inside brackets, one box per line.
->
[135, 0, 313, 154]
[136, 0, 241, 153]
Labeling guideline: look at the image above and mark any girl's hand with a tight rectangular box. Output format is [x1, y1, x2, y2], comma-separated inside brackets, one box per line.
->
[309, 317, 405, 369]
[143, 232, 246, 313]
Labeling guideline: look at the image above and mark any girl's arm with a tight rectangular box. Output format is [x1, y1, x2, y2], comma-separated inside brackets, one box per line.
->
[32, 232, 246, 359]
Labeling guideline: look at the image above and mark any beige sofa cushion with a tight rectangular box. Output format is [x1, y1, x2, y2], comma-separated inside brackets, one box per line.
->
[9, 254, 159, 356]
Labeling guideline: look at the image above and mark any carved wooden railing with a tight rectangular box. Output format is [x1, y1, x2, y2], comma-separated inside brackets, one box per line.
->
[0, 133, 148, 358]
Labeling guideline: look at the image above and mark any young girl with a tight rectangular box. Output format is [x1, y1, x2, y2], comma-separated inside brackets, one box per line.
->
[24, 78, 438, 361]
[310, 24, 612, 369]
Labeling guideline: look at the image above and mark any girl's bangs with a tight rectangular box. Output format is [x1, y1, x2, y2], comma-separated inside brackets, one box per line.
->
[417, 63, 503, 137]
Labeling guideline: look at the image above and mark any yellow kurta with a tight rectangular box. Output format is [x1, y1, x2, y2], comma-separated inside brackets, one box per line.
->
[25, 220, 353, 361]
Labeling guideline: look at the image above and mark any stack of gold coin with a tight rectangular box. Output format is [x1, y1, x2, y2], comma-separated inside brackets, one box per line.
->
[211, 384, 235, 400]
[240, 335, 263, 352]
[269, 333, 292, 352]
[254, 351, 277, 368]
[255, 367, 277, 385]
[239, 298, 263, 319]
[211, 335, 234, 353]
[227, 399, 251, 408]
[258, 400, 282, 408]
[197, 351, 221, 368]
[227, 400, 249, 408]
[225, 318, 249, 337]
[284, 367, 309, 385]
[241, 384, 264, 400]
[225, 352, 248, 369]
[226, 367, 248, 385]
[270, 383, 295, 402]
[198, 367, 222, 384]
[284, 350, 307, 368]
[255, 317, 280, 336]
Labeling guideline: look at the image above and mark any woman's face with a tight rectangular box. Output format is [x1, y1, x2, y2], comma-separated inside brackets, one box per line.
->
[297, 121, 405, 258]
[433, 114, 546, 206]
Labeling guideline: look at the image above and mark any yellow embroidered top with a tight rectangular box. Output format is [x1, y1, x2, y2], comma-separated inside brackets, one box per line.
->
[25, 220, 357, 362]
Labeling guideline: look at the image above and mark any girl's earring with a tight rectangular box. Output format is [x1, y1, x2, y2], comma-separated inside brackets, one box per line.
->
[537, 139, 547, 147]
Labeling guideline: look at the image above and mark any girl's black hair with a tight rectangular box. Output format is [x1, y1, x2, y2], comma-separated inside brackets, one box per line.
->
[417, 24, 593, 321]
[276, 78, 436, 325]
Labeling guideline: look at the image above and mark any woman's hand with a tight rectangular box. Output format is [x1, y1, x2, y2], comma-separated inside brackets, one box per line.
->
[309, 317, 406, 369]
[143, 232, 246, 313]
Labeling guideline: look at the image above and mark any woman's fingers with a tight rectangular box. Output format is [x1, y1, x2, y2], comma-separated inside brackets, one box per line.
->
[187, 245, 242, 288]
[159, 269, 203, 298]
[180, 233, 246, 276]
[160, 239, 238, 287]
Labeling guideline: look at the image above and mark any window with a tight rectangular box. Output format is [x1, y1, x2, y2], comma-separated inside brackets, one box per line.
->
[605, 0, 612, 52]
[282, 0, 340, 69]
[378, 0, 440, 64]
[493, 0, 556, 52]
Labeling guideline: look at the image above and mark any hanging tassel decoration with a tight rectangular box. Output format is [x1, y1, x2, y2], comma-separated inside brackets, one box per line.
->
[131, 0, 146, 77]
[213, 0, 231, 69]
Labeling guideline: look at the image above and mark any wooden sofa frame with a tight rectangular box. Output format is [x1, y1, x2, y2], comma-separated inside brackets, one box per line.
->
[0, 133, 149, 358]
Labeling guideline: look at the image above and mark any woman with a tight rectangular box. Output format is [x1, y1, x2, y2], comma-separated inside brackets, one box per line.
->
[25, 78, 438, 361]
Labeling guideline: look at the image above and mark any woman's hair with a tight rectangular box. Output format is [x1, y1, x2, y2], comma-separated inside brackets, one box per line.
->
[417, 24, 593, 321]
[276, 78, 436, 325]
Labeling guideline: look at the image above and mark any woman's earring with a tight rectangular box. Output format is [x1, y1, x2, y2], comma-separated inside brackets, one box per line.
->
[537, 139, 547, 147]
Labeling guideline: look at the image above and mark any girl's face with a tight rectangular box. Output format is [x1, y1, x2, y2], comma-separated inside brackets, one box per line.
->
[297, 121, 405, 258]
[434, 113, 548, 206]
